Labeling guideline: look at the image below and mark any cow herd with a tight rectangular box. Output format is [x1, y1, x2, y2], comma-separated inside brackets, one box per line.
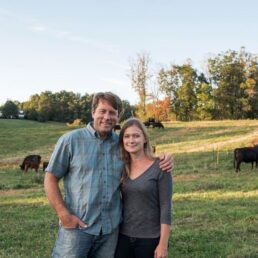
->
[20, 154, 48, 173]
[21, 145, 258, 173]
[19, 119, 258, 174]
[20, 146, 258, 173]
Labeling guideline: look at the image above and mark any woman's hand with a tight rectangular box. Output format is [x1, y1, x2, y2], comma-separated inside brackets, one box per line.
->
[154, 243, 168, 258]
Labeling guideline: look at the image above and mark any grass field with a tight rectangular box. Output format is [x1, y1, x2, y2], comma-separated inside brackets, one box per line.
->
[1, 119, 258, 257]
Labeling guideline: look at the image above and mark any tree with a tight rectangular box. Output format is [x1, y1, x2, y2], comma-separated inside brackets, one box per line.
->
[21, 94, 40, 120]
[80, 93, 93, 124]
[37, 91, 55, 122]
[158, 61, 199, 121]
[207, 48, 258, 119]
[129, 53, 151, 119]
[146, 97, 171, 121]
[120, 100, 135, 122]
[1, 100, 19, 118]
[195, 73, 215, 120]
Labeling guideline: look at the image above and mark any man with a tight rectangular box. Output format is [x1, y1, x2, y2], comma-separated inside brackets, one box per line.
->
[44, 92, 172, 258]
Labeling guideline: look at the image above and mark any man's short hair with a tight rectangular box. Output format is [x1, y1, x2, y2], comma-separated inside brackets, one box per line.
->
[92, 92, 123, 116]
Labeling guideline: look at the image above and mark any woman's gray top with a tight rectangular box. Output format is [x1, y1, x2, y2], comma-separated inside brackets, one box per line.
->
[120, 159, 172, 238]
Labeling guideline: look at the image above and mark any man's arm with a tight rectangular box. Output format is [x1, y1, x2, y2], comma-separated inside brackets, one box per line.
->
[44, 172, 87, 229]
[159, 153, 173, 172]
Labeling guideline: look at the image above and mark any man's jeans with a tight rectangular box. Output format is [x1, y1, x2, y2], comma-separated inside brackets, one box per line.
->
[52, 226, 119, 258]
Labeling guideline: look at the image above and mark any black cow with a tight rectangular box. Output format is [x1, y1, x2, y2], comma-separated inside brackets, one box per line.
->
[234, 145, 258, 172]
[143, 121, 150, 128]
[43, 161, 49, 172]
[144, 118, 155, 128]
[153, 121, 164, 129]
[20, 155, 41, 172]
[114, 124, 121, 132]
[143, 118, 164, 129]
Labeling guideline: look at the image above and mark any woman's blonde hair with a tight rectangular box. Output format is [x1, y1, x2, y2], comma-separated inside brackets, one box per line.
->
[119, 118, 156, 179]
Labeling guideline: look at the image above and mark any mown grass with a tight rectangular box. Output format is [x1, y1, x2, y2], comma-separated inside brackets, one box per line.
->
[1, 119, 258, 257]
[0, 119, 71, 161]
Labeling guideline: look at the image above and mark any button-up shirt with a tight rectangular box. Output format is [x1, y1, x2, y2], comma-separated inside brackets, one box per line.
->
[46, 123, 124, 235]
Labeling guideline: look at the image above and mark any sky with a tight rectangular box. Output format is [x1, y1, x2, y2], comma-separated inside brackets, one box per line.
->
[0, 0, 257, 105]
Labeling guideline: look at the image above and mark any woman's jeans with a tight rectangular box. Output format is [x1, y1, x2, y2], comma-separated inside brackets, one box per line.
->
[52, 226, 119, 258]
[115, 233, 159, 258]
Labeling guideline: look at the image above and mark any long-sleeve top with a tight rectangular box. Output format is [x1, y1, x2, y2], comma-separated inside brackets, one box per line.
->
[120, 159, 173, 238]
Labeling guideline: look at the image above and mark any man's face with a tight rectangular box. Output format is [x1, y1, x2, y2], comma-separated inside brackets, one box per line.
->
[92, 99, 119, 137]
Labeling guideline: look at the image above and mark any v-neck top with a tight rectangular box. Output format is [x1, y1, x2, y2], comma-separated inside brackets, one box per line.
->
[120, 159, 172, 238]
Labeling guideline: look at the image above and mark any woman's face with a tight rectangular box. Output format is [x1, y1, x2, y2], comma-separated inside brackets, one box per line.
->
[123, 125, 146, 154]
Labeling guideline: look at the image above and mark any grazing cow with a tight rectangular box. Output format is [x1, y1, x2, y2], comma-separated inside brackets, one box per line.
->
[143, 118, 165, 129]
[153, 121, 164, 129]
[144, 118, 156, 128]
[114, 124, 121, 132]
[143, 121, 150, 128]
[20, 155, 41, 173]
[43, 161, 49, 172]
[234, 145, 258, 172]
[148, 118, 155, 123]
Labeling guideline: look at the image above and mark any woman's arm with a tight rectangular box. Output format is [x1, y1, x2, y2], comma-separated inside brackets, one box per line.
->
[154, 224, 171, 258]
[156, 168, 173, 258]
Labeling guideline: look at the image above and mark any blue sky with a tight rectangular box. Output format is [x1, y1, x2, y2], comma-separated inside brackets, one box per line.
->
[0, 0, 257, 105]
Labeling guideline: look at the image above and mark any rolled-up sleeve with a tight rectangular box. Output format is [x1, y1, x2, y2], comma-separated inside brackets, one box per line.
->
[45, 135, 70, 178]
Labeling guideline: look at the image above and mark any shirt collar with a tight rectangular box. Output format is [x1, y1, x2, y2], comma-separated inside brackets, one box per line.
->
[86, 122, 115, 140]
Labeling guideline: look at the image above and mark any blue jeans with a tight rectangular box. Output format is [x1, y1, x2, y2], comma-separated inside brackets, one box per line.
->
[52, 226, 119, 258]
[115, 233, 160, 258]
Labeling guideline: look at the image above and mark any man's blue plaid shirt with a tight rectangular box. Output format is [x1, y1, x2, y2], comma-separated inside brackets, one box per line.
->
[47, 123, 123, 235]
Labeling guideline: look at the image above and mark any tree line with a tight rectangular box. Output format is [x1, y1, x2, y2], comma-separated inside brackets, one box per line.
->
[0, 91, 134, 123]
[130, 47, 258, 121]
[1, 47, 258, 122]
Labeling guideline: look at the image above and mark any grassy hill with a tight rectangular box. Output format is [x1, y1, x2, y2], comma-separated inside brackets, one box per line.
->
[1, 119, 258, 257]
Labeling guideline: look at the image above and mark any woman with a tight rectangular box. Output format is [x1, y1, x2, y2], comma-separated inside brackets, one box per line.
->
[115, 118, 172, 258]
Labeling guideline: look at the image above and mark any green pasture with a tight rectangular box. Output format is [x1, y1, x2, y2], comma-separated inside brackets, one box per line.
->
[1, 119, 258, 257]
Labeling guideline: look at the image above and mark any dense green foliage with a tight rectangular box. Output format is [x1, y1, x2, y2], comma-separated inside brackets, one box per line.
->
[1, 119, 258, 257]
[131, 47, 258, 121]
[0, 92, 134, 124]
[0, 100, 19, 119]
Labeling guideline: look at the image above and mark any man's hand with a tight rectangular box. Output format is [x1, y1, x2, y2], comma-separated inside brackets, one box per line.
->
[159, 153, 173, 172]
[59, 212, 87, 229]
